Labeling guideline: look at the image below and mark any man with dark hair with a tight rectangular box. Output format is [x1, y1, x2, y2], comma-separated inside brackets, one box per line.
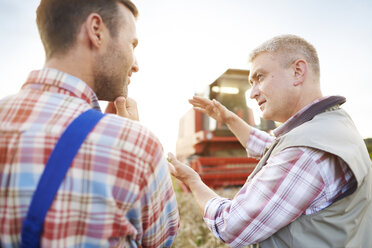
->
[168, 34, 372, 247]
[0, 0, 179, 247]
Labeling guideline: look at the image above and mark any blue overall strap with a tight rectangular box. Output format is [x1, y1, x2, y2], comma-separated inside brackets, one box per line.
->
[21, 109, 106, 248]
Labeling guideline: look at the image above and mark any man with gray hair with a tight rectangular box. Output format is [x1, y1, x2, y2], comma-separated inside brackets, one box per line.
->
[168, 34, 372, 247]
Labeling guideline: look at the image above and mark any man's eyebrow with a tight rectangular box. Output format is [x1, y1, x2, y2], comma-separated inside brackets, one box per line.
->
[250, 68, 265, 80]
[249, 70, 258, 83]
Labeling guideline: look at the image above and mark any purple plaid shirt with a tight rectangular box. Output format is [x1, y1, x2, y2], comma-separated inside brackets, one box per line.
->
[203, 97, 356, 247]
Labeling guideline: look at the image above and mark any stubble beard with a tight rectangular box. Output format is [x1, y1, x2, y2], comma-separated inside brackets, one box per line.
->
[93, 42, 129, 102]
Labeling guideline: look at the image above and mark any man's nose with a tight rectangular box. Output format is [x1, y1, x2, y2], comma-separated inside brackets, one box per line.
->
[132, 56, 139, 73]
[249, 83, 259, 99]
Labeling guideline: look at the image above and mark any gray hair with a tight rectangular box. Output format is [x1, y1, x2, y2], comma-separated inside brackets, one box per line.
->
[249, 34, 320, 79]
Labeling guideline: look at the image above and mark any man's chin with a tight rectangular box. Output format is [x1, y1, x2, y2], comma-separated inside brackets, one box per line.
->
[96, 89, 127, 102]
[262, 111, 272, 121]
[96, 94, 120, 102]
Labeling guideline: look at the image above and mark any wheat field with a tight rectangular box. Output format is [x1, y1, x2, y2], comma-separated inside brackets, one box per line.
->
[171, 183, 257, 248]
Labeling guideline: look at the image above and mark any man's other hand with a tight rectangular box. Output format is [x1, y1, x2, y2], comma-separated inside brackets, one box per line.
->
[167, 152, 201, 187]
[189, 96, 233, 124]
[105, 96, 139, 121]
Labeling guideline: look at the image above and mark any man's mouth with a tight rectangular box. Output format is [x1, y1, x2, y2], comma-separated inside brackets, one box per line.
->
[127, 71, 132, 85]
[258, 100, 266, 106]
[258, 100, 266, 110]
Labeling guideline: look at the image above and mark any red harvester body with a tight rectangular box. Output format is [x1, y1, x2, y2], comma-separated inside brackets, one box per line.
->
[176, 69, 275, 190]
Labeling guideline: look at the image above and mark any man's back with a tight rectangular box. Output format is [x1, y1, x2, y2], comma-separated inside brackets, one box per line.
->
[0, 69, 179, 247]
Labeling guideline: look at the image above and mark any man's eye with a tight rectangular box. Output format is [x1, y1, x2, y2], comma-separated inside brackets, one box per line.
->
[257, 74, 263, 81]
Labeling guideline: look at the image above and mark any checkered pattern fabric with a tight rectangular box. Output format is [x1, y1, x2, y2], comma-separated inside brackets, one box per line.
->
[203, 98, 355, 247]
[0, 68, 179, 247]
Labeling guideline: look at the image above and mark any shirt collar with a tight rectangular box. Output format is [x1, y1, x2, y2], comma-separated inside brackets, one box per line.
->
[22, 68, 101, 111]
[273, 96, 345, 137]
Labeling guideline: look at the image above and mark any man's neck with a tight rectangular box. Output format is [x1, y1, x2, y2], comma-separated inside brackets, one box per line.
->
[289, 79, 323, 120]
[44, 51, 95, 91]
[274, 95, 346, 137]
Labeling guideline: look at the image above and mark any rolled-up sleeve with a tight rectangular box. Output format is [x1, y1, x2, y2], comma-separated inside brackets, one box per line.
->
[245, 128, 274, 159]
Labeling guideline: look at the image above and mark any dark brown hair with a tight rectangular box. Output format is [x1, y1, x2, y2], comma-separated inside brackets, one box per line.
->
[36, 0, 138, 59]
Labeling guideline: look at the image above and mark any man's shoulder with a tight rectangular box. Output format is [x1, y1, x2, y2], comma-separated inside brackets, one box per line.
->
[274, 108, 356, 155]
[92, 113, 163, 158]
[277, 108, 370, 183]
[288, 108, 354, 137]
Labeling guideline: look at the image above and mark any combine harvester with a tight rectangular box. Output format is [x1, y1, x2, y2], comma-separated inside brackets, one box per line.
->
[176, 69, 275, 190]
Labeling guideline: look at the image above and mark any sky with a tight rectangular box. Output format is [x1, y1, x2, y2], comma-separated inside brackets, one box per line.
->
[0, 0, 371, 154]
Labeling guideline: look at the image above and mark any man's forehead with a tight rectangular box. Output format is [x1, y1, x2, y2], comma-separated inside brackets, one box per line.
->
[117, 3, 137, 36]
[250, 52, 278, 70]
[248, 63, 254, 81]
[251, 52, 274, 63]
[249, 52, 278, 81]
[118, 2, 137, 25]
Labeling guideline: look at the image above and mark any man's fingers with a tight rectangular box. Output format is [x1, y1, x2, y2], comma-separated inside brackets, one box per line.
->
[212, 99, 224, 111]
[193, 107, 207, 115]
[104, 102, 116, 114]
[189, 102, 204, 109]
[167, 162, 176, 175]
[114, 96, 127, 117]
[167, 153, 178, 176]
[168, 152, 176, 163]
[168, 152, 183, 167]
[124, 98, 139, 121]
[192, 95, 211, 103]
[125, 98, 137, 109]
[103, 96, 139, 121]
[189, 97, 213, 108]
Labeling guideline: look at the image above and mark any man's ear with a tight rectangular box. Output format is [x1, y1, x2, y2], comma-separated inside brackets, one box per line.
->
[292, 59, 307, 86]
[85, 13, 105, 49]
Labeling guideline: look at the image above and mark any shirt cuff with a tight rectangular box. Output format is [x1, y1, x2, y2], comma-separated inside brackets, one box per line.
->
[204, 196, 230, 219]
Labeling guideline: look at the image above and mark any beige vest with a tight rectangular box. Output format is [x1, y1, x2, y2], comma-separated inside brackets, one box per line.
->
[248, 108, 372, 248]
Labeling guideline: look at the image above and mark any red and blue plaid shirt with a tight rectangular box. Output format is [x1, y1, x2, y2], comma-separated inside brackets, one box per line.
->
[203, 97, 356, 247]
[0, 68, 179, 247]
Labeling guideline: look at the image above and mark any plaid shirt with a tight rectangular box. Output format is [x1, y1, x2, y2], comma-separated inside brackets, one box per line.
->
[203, 98, 356, 247]
[0, 68, 179, 248]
